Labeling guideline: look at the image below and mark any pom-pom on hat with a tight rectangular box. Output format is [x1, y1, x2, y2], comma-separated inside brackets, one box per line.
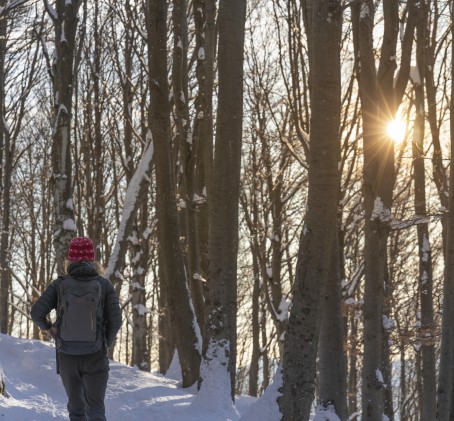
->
[67, 237, 95, 262]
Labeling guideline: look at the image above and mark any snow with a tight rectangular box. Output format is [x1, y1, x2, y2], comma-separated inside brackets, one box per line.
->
[62, 218, 76, 231]
[0, 334, 259, 420]
[239, 368, 282, 421]
[421, 234, 430, 262]
[133, 304, 150, 316]
[410, 65, 421, 85]
[360, 3, 370, 19]
[312, 403, 341, 421]
[105, 139, 154, 278]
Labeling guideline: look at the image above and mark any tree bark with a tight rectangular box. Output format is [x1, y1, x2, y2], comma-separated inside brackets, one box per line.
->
[413, 4, 436, 418]
[318, 235, 347, 419]
[199, 0, 246, 401]
[0, 1, 9, 333]
[436, 3, 454, 418]
[279, 1, 341, 418]
[48, 0, 81, 275]
[147, 0, 201, 387]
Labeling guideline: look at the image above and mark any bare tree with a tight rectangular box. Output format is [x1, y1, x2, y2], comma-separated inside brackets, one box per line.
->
[44, 0, 83, 274]
[146, 0, 201, 387]
[199, 0, 247, 401]
[279, 0, 342, 418]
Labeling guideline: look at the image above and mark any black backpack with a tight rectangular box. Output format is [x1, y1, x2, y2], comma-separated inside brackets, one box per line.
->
[56, 276, 105, 355]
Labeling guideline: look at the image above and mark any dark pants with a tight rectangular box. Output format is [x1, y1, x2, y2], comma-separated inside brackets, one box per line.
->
[59, 350, 110, 421]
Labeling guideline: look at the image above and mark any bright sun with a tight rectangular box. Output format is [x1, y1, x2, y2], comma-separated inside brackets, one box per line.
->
[387, 117, 406, 143]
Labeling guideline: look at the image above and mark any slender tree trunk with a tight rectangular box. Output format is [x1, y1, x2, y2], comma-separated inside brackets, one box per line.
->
[47, 0, 81, 274]
[413, 8, 436, 417]
[130, 198, 151, 371]
[194, 0, 216, 288]
[147, 0, 201, 387]
[248, 253, 261, 397]
[436, 3, 454, 418]
[172, 0, 204, 330]
[279, 1, 341, 418]
[351, 1, 416, 418]
[199, 0, 246, 401]
[318, 235, 347, 419]
[0, 2, 8, 333]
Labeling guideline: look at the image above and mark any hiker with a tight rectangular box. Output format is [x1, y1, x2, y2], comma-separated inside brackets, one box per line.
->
[31, 236, 122, 421]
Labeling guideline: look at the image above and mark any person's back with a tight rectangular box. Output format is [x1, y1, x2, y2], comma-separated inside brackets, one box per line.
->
[31, 237, 122, 421]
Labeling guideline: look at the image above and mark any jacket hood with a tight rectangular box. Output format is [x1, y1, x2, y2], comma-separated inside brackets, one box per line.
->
[66, 261, 99, 280]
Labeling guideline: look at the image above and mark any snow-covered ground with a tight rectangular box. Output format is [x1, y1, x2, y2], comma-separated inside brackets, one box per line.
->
[0, 334, 342, 420]
[0, 334, 275, 421]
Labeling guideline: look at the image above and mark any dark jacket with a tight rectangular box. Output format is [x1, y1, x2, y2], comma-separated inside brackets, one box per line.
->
[30, 262, 122, 354]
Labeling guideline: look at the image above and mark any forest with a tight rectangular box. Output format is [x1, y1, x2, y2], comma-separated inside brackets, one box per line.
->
[0, 0, 452, 420]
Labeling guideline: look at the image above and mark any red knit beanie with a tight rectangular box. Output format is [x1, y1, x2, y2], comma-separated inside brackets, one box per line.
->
[67, 237, 95, 261]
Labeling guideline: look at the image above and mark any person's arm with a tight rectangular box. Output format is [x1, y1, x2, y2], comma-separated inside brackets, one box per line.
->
[30, 281, 58, 332]
[103, 281, 122, 348]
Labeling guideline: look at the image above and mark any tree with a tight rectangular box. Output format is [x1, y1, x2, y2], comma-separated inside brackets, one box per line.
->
[279, 0, 342, 418]
[146, 0, 201, 387]
[44, 0, 82, 274]
[198, 0, 247, 402]
[351, 1, 416, 418]
[436, 3, 454, 418]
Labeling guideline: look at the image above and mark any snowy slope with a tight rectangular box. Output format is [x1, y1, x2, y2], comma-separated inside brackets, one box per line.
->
[0, 334, 269, 421]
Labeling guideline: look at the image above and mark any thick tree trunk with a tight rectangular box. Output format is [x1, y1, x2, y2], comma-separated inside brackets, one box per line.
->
[147, 0, 201, 387]
[199, 0, 246, 401]
[279, 1, 341, 418]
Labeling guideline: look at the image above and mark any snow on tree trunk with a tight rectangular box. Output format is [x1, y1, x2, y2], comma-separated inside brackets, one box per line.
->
[279, 1, 341, 419]
[172, 0, 205, 331]
[198, 0, 246, 402]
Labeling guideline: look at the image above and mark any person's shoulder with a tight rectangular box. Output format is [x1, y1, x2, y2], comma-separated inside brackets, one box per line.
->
[97, 276, 114, 290]
[50, 276, 65, 289]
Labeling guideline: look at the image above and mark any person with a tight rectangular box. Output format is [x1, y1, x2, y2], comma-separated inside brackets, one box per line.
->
[31, 236, 122, 421]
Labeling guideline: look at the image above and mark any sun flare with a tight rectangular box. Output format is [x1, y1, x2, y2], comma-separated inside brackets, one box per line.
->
[387, 117, 406, 143]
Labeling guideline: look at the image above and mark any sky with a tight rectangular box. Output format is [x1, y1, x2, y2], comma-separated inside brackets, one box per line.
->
[0, 334, 340, 421]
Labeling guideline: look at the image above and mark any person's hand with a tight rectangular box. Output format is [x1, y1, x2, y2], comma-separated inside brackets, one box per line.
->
[47, 326, 57, 340]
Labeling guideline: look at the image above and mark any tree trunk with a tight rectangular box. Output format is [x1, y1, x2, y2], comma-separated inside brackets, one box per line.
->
[194, 0, 216, 290]
[436, 3, 454, 418]
[318, 235, 347, 419]
[351, 1, 416, 418]
[0, 1, 8, 333]
[147, 0, 201, 387]
[279, 1, 341, 418]
[172, 0, 205, 330]
[413, 8, 436, 417]
[199, 0, 246, 401]
[248, 253, 261, 397]
[130, 199, 151, 371]
[48, 0, 82, 275]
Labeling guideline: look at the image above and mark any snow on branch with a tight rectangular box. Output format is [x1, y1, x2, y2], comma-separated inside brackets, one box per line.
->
[43, 0, 58, 21]
[105, 136, 154, 278]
